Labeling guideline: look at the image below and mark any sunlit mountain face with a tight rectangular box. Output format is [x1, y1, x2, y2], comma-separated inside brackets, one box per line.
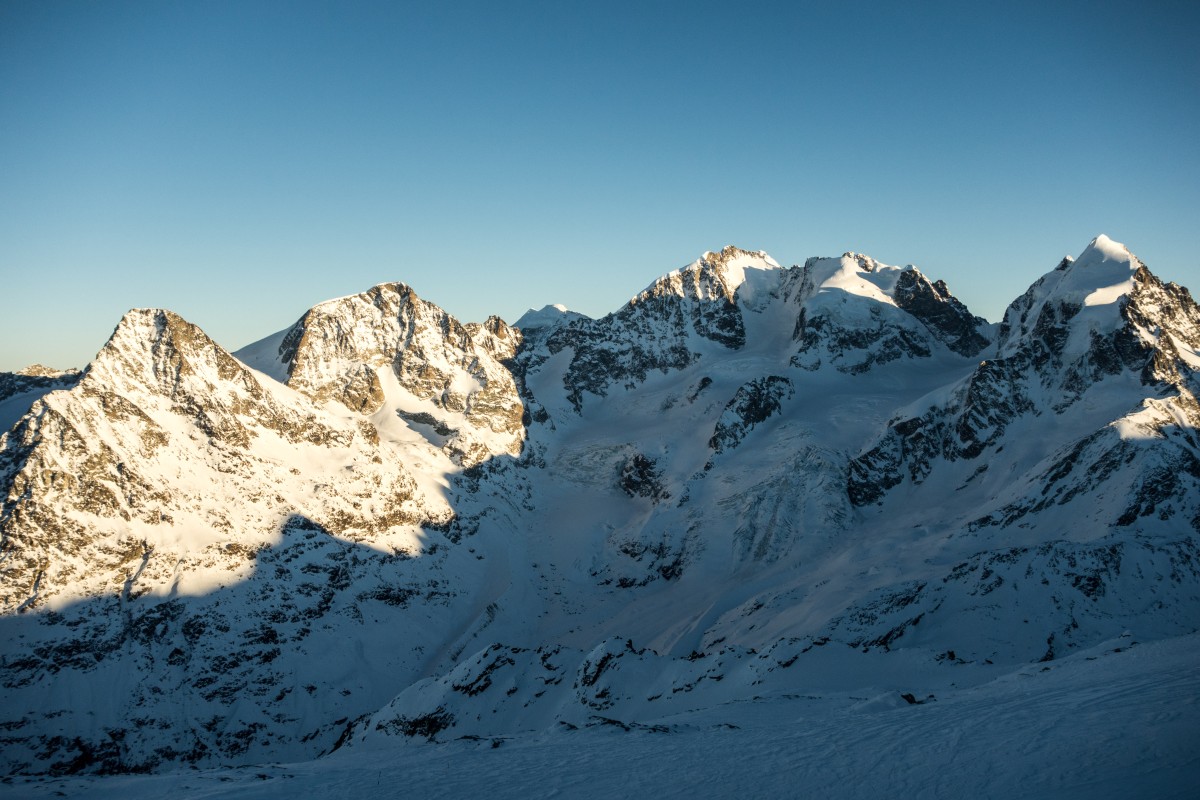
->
[1, 238, 1197, 795]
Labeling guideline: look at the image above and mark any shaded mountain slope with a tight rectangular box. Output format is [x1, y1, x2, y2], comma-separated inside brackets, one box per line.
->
[1, 236, 1196, 775]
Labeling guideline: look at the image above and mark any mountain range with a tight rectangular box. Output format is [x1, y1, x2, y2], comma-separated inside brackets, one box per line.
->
[1, 235, 1198, 783]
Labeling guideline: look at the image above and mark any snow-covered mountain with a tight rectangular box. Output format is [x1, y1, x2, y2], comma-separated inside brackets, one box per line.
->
[1, 236, 1197, 782]
[513, 304, 588, 332]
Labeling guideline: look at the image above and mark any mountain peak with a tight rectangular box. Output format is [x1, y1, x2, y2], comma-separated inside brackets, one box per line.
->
[1062, 235, 1140, 308]
[309, 281, 419, 316]
[1076, 234, 1134, 269]
[1001, 237, 1142, 328]
[514, 304, 587, 331]
[13, 364, 77, 379]
[632, 247, 778, 309]
[104, 308, 193, 355]
[992, 234, 1198, 377]
[693, 246, 781, 297]
[88, 308, 253, 399]
[700, 245, 777, 268]
[841, 252, 883, 273]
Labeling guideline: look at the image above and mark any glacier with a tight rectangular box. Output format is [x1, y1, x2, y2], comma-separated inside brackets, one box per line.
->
[0, 237, 1197, 796]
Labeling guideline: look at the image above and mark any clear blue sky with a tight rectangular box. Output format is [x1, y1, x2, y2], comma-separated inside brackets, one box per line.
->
[2, 0, 1198, 371]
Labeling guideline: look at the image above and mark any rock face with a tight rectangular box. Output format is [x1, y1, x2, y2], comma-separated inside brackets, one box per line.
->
[0, 310, 467, 772]
[892, 269, 991, 356]
[0, 308, 451, 607]
[238, 283, 526, 466]
[782, 252, 995, 374]
[529, 246, 768, 412]
[1, 235, 1198, 776]
[848, 236, 1200, 540]
[708, 376, 794, 456]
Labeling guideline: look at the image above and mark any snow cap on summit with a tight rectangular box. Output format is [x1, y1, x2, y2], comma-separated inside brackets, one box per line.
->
[1064, 234, 1139, 307]
[700, 245, 780, 269]
[996, 234, 1149, 357]
[1077, 234, 1132, 265]
[308, 281, 419, 314]
[514, 304, 586, 330]
[104, 308, 183, 349]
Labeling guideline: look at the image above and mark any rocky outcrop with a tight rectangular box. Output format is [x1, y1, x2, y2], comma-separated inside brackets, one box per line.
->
[892, 269, 991, 356]
[849, 237, 1200, 539]
[0, 309, 450, 613]
[533, 247, 770, 411]
[241, 283, 526, 466]
[787, 254, 992, 373]
[823, 535, 1200, 663]
[708, 376, 794, 456]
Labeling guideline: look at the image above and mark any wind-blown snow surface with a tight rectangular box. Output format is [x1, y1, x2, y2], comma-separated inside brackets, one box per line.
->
[8, 635, 1199, 799]
[0, 238, 1198, 792]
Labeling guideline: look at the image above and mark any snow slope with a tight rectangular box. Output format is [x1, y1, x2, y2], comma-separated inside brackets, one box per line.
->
[6, 633, 1197, 799]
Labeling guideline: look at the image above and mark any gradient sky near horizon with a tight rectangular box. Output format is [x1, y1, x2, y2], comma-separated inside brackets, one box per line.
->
[2, 1, 1198, 371]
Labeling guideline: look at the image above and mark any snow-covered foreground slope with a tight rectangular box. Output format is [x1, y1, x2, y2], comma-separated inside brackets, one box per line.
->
[0, 237, 1197, 784]
[7, 633, 1198, 799]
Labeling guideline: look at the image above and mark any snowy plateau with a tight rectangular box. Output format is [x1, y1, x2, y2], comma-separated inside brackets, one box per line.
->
[1, 236, 1199, 798]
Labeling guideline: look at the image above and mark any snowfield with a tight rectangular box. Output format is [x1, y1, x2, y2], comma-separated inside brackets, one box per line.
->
[6, 633, 1197, 799]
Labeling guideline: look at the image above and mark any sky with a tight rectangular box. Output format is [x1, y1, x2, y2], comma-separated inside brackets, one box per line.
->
[1, 0, 1198, 371]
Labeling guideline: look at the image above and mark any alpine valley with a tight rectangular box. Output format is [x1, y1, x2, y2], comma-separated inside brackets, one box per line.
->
[2, 236, 1199, 797]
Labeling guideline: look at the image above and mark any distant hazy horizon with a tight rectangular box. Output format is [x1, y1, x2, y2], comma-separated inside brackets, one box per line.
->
[3, 1, 1198, 372]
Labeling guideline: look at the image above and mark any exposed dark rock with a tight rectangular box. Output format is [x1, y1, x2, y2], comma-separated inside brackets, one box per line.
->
[618, 454, 670, 503]
[709, 376, 793, 455]
[892, 269, 991, 356]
